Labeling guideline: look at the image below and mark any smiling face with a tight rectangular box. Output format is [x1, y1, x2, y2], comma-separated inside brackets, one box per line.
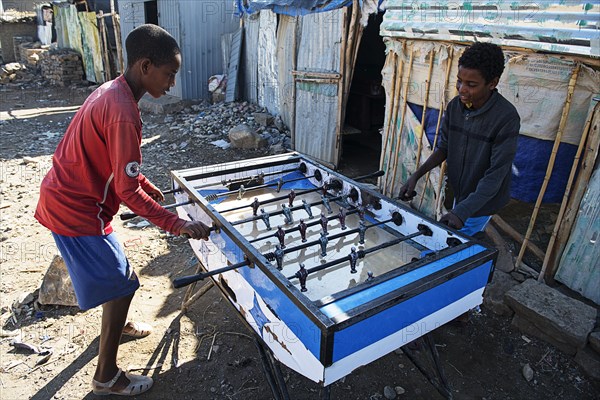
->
[140, 54, 181, 98]
[456, 66, 499, 109]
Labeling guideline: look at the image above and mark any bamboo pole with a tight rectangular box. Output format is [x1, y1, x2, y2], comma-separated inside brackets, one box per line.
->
[418, 46, 454, 211]
[434, 161, 446, 217]
[379, 52, 398, 188]
[491, 215, 546, 261]
[389, 45, 414, 195]
[97, 11, 111, 82]
[382, 43, 406, 193]
[415, 50, 435, 169]
[335, 6, 350, 164]
[110, 0, 124, 75]
[539, 101, 600, 282]
[515, 63, 581, 269]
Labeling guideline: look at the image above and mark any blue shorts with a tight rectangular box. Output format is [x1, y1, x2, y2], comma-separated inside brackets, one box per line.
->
[460, 215, 492, 236]
[52, 232, 140, 310]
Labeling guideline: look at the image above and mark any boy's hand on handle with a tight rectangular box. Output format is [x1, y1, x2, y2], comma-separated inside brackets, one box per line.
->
[146, 187, 165, 202]
[439, 212, 464, 230]
[398, 176, 418, 201]
[180, 221, 210, 240]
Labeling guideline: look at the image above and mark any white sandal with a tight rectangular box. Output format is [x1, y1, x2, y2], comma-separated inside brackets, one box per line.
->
[92, 368, 153, 396]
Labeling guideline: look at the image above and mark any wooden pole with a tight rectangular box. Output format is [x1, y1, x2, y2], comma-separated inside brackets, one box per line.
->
[110, 0, 124, 75]
[379, 52, 398, 188]
[418, 46, 454, 211]
[335, 6, 350, 165]
[97, 11, 111, 82]
[382, 42, 406, 193]
[542, 103, 600, 281]
[389, 45, 415, 196]
[538, 101, 599, 282]
[415, 50, 435, 169]
[515, 63, 581, 269]
[491, 215, 546, 261]
[434, 161, 446, 217]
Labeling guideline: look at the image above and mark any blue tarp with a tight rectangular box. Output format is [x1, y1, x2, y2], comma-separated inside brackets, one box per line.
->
[408, 102, 575, 204]
[235, 0, 353, 16]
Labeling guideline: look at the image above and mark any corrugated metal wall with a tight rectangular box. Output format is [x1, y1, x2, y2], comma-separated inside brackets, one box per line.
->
[118, 0, 239, 100]
[382, 1, 600, 57]
[177, 0, 239, 99]
[258, 10, 280, 115]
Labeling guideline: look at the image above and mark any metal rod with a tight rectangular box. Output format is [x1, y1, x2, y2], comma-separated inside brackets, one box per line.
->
[206, 173, 321, 201]
[120, 200, 194, 221]
[286, 229, 425, 280]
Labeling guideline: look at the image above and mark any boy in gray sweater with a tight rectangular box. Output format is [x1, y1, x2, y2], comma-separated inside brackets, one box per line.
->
[399, 42, 520, 235]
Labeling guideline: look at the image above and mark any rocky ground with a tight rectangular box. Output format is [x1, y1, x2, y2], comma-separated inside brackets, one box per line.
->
[0, 71, 599, 400]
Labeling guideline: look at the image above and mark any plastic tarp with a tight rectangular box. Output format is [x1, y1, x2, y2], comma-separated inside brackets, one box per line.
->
[235, 0, 353, 16]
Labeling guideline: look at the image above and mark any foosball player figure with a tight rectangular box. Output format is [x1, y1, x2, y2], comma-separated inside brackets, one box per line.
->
[319, 213, 328, 234]
[321, 194, 332, 214]
[321, 182, 329, 196]
[251, 197, 260, 216]
[288, 189, 296, 207]
[298, 219, 307, 243]
[318, 231, 328, 257]
[356, 204, 366, 221]
[275, 226, 286, 249]
[302, 199, 313, 218]
[349, 246, 359, 273]
[366, 271, 375, 282]
[274, 244, 284, 270]
[358, 220, 367, 245]
[260, 208, 271, 230]
[296, 263, 309, 292]
[338, 207, 347, 230]
[281, 204, 294, 224]
[276, 178, 284, 193]
[237, 184, 246, 200]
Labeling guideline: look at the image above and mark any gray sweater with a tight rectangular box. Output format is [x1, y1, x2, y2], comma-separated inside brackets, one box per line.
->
[437, 90, 520, 222]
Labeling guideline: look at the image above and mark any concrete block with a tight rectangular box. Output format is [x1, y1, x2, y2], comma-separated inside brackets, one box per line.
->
[483, 270, 518, 316]
[574, 345, 600, 380]
[139, 93, 184, 114]
[504, 279, 597, 355]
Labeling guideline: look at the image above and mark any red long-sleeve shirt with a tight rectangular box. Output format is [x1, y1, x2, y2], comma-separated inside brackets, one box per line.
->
[35, 75, 185, 237]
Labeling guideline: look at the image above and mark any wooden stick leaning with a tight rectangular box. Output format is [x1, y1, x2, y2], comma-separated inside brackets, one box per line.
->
[539, 101, 599, 282]
[379, 52, 399, 190]
[415, 50, 435, 170]
[515, 63, 581, 269]
[389, 45, 415, 196]
[418, 46, 454, 211]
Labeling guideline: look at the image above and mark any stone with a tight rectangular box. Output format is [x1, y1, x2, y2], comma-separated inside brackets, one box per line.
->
[228, 124, 267, 149]
[253, 112, 273, 127]
[38, 255, 78, 307]
[522, 363, 534, 382]
[504, 279, 597, 355]
[574, 345, 600, 380]
[139, 94, 184, 114]
[383, 385, 397, 399]
[483, 270, 518, 316]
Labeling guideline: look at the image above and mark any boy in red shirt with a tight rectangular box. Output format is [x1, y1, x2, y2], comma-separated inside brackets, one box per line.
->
[35, 24, 209, 396]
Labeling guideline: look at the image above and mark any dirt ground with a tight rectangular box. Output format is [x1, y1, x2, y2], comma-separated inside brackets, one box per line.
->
[1, 78, 599, 400]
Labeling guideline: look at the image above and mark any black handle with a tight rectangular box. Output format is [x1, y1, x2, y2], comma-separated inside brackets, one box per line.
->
[173, 273, 207, 288]
[354, 170, 385, 181]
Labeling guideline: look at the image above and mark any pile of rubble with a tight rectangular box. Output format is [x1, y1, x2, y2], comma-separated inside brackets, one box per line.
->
[0, 62, 37, 84]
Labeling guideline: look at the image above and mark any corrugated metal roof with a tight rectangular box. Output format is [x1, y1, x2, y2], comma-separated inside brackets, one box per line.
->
[381, 1, 600, 57]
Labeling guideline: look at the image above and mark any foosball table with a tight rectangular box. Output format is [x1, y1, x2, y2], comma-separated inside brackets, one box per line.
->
[168, 152, 497, 394]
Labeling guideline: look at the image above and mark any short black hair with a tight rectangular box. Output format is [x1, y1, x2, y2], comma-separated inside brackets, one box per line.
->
[458, 42, 505, 83]
[125, 24, 180, 67]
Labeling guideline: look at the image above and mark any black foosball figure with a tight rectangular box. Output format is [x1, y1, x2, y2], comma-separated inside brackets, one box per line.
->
[366, 271, 374, 282]
[338, 207, 347, 230]
[260, 208, 271, 230]
[276, 226, 286, 248]
[298, 219, 307, 243]
[318, 231, 328, 257]
[356, 204, 366, 221]
[281, 204, 294, 224]
[251, 197, 260, 216]
[321, 194, 332, 214]
[319, 213, 328, 234]
[274, 244, 284, 270]
[276, 178, 284, 193]
[358, 220, 367, 245]
[296, 263, 308, 292]
[349, 246, 359, 273]
[321, 182, 329, 196]
[302, 199, 313, 218]
[237, 184, 246, 200]
[288, 189, 296, 207]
